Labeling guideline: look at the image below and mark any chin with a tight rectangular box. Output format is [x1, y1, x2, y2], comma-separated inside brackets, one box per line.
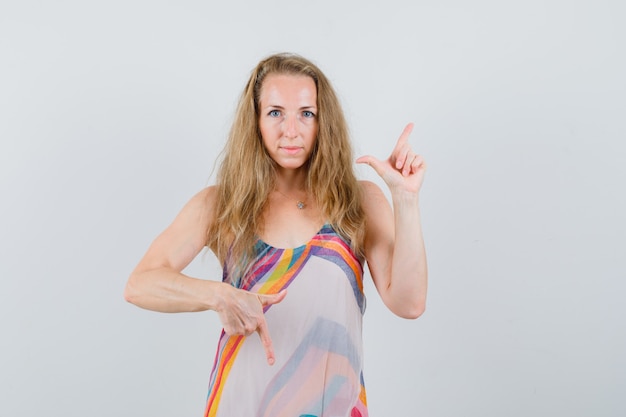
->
[279, 164, 306, 171]
[275, 159, 308, 171]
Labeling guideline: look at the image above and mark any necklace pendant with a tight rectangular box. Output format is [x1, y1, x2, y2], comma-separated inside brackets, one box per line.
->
[296, 201, 305, 210]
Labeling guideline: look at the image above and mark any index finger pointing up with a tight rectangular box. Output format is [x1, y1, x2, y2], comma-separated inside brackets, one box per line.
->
[393, 123, 415, 152]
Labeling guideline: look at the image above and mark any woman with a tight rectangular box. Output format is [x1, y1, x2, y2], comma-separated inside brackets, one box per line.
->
[124, 53, 427, 417]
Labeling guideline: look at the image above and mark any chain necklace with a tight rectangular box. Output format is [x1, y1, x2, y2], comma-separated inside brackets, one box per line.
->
[275, 189, 307, 210]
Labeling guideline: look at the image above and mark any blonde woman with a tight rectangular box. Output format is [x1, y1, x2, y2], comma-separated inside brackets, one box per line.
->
[124, 53, 428, 417]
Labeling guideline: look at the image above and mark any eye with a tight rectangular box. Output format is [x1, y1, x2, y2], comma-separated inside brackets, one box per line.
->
[269, 110, 281, 117]
[302, 110, 316, 118]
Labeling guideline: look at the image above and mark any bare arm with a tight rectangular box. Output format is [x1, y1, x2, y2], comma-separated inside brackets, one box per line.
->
[124, 186, 285, 364]
[124, 187, 221, 312]
[357, 123, 428, 319]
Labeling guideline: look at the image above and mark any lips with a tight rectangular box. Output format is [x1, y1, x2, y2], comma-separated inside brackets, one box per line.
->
[280, 146, 302, 155]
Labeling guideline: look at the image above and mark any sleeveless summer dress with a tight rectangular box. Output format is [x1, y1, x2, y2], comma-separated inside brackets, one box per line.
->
[204, 224, 368, 417]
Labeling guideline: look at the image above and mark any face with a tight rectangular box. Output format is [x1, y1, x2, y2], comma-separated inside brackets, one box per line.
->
[258, 74, 318, 173]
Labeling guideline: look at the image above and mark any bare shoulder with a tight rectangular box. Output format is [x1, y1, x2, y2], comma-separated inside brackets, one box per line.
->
[168, 185, 215, 224]
[158, 185, 219, 248]
[358, 180, 390, 213]
[188, 185, 217, 206]
[135, 186, 217, 273]
[359, 179, 384, 195]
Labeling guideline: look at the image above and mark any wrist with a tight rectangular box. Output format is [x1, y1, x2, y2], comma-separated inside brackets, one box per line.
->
[208, 281, 233, 313]
[390, 189, 420, 205]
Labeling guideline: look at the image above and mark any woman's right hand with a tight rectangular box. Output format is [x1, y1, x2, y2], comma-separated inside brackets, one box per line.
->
[215, 286, 287, 366]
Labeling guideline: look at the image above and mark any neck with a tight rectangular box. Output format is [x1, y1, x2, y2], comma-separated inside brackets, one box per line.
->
[274, 168, 307, 192]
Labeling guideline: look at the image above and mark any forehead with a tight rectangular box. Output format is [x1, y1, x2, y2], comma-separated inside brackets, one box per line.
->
[259, 74, 317, 105]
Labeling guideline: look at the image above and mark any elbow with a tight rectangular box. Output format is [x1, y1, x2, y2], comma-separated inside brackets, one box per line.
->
[123, 274, 140, 305]
[394, 299, 426, 320]
[400, 303, 425, 320]
[384, 289, 427, 319]
[123, 285, 134, 304]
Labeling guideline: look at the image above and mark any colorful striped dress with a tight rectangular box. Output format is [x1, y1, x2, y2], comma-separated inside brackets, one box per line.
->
[204, 224, 368, 417]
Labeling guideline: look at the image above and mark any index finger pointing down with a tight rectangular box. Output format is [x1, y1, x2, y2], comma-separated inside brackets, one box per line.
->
[256, 318, 276, 366]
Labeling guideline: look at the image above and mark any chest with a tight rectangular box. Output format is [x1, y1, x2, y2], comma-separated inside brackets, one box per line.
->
[259, 196, 323, 249]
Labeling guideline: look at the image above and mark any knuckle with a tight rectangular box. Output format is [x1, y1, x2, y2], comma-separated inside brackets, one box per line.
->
[224, 327, 241, 337]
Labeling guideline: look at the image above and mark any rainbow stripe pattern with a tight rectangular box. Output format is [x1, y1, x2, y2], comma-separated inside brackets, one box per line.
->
[204, 224, 368, 417]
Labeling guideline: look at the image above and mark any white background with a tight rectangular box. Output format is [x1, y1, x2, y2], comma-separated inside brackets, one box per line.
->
[1, 0, 625, 416]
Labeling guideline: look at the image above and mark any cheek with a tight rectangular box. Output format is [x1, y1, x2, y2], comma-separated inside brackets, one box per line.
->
[309, 124, 319, 143]
[258, 122, 271, 145]
[260, 133, 271, 151]
[259, 119, 277, 139]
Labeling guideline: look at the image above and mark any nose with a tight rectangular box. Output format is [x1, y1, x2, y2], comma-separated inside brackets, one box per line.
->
[283, 114, 298, 139]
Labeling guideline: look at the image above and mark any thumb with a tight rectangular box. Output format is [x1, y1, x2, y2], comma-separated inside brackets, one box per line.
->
[356, 155, 386, 177]
[258, 289, 287, 307]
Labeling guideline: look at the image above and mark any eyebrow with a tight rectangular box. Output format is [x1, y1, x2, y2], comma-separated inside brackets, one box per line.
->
[263, 105, 318, 110]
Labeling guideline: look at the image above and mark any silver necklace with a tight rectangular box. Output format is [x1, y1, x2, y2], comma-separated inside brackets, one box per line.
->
[275, 189, 307, 210]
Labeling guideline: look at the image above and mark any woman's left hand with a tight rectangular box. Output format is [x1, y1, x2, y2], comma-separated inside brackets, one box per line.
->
[356, 123, 426, 194]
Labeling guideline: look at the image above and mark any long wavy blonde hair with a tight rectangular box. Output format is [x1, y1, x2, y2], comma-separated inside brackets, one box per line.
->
[207, 53, 365, 282]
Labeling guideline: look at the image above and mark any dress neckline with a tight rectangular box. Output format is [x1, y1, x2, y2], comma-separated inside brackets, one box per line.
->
[256, 223, 330, 251]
